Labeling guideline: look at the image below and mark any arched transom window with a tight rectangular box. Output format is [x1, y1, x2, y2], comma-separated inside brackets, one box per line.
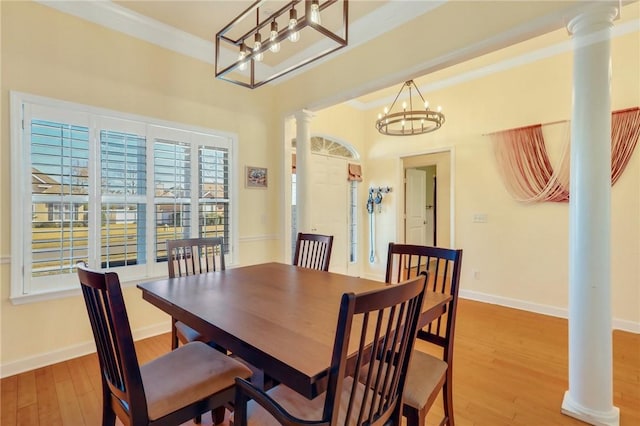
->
[292, 136, 359, 160]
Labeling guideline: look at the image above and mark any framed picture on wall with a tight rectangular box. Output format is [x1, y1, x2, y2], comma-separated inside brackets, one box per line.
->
[245, 166, 268, 189]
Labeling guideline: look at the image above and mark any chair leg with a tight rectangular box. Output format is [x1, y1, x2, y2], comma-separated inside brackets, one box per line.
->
[101, 384, 116, 426]
[101, 404, 116, 426]
[194, 414, 202, 424]
[404, 405, 419, 426]
[171, 319, 179, 350]
[212, 406, 226, 425]
[442, 378, 454, 426]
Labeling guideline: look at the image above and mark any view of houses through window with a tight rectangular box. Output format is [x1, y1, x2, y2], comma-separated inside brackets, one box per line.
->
[13, 93, 235, 297]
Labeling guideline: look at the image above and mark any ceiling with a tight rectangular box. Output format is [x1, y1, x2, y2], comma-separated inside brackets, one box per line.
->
[114, 0, 383, 43]
[39, 0, 639, 109]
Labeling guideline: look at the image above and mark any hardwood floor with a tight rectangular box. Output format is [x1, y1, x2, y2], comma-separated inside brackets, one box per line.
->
[1, 299, 638, 425]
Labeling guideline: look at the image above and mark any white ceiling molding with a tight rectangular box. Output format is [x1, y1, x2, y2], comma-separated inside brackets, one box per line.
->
[35, 0, 444, 83]
[349, 17, 639, 111]
[36, 0, 215, 64]
[272, 0, 447, 85]
[33, 0, 637, 101]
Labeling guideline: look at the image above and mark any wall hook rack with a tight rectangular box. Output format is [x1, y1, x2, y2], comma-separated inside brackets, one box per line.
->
[367, 187, 392, 212]
[367, 186, 392, 264]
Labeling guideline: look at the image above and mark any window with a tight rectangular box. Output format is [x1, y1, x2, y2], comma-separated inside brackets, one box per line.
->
[11, 92, 237, 300]
[349, 180, 358, 262]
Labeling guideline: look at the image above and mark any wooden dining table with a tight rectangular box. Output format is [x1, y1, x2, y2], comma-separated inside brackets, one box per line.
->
[137, 262, 451, 399]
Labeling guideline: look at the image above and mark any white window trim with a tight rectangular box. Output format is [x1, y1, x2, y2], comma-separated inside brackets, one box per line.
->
[10, 91, 239, 304]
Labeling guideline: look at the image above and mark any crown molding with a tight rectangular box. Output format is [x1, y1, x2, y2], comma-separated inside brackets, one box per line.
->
[34, 0, 638, 98]
[349, 17, 639, 111]
[35, 0, 444, 85]
[36, 0, 215, 64]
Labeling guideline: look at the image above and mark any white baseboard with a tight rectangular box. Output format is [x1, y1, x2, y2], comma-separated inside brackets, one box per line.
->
[460, 289, 640, 334]
[0, 323, 170, 379]
[562, 391, 620, 426]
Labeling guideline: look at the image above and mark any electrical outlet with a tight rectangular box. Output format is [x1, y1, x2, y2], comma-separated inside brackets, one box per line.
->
[473, 213, 488, 223]
[473, 269, 480, 280]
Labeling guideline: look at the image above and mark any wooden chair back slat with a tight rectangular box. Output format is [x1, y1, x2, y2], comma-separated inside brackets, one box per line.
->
[325, 274, 427, 426]
[77, 262, 148, 424]
[293, 232, 334, 271]
[385, 243, 463, 371]
[167, 237, 226, 278]
[234, 274, 427, 426]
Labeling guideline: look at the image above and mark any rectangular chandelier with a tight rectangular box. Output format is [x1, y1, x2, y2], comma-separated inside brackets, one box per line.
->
[215, 0, 349, 89]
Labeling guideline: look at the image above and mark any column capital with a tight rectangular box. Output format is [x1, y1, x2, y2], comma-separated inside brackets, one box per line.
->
[294, 109, 315, 123]
[567, 4, 618, 36]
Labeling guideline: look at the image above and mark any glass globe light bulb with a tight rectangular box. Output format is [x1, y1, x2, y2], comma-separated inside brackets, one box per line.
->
[269, 21, 280, 53]
[288, 8, 299, 42]
[424, 100, 429, 109]
[238, 46, 248, 71]
[310, 0, 321, 25]
[253, 33, 263, 62]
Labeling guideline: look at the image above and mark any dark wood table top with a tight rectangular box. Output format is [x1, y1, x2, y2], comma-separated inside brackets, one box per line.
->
[137, 262, 451, 398]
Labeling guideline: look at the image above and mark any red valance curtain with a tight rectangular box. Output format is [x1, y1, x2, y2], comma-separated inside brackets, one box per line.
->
[492, 107, 640, 203]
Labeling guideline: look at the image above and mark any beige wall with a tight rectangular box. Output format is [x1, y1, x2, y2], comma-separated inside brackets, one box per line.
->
[0, 2, 282, 373]
[310, 28, 639, 327]
[1, 0, 638, 376]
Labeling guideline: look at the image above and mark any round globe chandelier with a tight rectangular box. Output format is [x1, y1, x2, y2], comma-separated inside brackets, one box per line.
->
[375, 80, 445, 136]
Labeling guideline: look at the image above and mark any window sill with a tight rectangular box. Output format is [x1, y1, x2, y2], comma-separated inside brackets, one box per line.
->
[10, 273, 169, 305]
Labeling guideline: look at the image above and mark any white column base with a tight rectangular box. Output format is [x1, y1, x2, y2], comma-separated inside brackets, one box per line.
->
[562, 391, 620, 426]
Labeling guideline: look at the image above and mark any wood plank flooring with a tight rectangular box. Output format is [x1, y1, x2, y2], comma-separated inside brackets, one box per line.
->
[1, 299, 638, 425]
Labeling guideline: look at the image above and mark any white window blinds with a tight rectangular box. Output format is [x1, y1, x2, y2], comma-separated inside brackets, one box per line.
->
[11, 92, 237, 300]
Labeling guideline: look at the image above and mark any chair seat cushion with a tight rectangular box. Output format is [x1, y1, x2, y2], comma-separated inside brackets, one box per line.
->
[403, 350, 448, 409]
[175, 320, 205, 344]
[141, 341, 252, 420]
[242, 377, 368, 426]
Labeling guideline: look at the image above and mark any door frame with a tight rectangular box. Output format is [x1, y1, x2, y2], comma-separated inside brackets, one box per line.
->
[398, 147, 456, 248]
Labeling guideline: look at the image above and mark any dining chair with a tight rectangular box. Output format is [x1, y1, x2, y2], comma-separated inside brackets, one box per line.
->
[166, 237, 226, 350]
[76, 262, 252, 426]
[385, 243, 463, 426]
[233, 273, 428, 426]
[293, 232, 334, 271]
[167, 237, 272, 396]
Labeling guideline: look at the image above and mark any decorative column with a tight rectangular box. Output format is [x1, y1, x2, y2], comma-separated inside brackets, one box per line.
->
[562, 5, 619, 426]
[295, 110, 314, 233]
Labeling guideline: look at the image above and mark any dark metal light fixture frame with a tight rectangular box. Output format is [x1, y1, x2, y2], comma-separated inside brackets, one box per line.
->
[215, 0, 349, 89]
[375, 80, 445, 136]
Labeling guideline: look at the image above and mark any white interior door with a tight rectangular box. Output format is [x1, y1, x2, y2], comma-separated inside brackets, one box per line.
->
[310, 155, 348, 274]
[405, 168, 427, 245]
